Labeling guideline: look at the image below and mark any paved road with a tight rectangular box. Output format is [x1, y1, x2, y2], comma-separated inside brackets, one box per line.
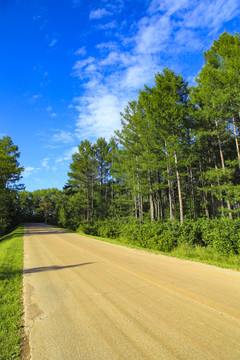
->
[23, 223, 240, 360]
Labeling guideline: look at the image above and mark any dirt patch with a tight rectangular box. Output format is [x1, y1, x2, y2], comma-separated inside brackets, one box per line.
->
[21, 332, 31, 360]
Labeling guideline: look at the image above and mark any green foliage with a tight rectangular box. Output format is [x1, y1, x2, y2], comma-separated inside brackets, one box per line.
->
[79, 217, 240, 257]
[0, 136, 24, 234]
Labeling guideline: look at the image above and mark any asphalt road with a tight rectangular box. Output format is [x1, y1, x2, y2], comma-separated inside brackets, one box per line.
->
[23, 223, 240, 360]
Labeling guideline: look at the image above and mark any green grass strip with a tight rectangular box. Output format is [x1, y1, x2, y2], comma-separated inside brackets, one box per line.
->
[0, 225, 24, 360]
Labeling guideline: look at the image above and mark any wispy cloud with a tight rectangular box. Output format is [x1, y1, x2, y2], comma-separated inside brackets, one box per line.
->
[70, 0, 240, 143]
[96, 41, 118, 51]
[90, 8, 112, 20]
[49, 38, 57, 47]
[41, 158, 50, 169]
[98, 21, 118, 30]
[75, 46, 86, 56]
[29, 94, 42, 104]
[46, 105, 57, 117]
[183, 0, 239, 30]
[23, 166, 40, 178]
[52, 130, 74, 144]
[56, 146, 78, 163]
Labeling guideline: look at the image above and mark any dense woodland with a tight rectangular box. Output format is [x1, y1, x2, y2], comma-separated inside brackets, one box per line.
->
[2, 32, 240, 257]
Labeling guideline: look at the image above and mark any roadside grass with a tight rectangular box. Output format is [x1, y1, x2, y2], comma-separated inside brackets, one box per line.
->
[170, 243, 240, 270]
[0, 226, 24, 360]
[51, 225, 240, 271]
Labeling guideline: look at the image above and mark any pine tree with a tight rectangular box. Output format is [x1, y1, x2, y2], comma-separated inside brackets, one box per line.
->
[0, 136, 24, 233]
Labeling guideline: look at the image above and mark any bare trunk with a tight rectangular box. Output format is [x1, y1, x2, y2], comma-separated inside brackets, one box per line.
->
[174, 153, 183, 225]
[148, 168, 154, 222]
[208, 149, 216, 218]
[189, 165, 196, 220]
[165, 140, 175, 221]
[156, 169, 163, 221]
[91, 176, 94, 224]
[134, 191, 138, 220]
[233, 116, 240, 169]
[86, 184, 89, 223]
[111, 178, 114, 217]
[215, 119, 232, 218]
[213, 152, 225, 217]
[138, 191, 143, 224]
[200, 160, 210, 219]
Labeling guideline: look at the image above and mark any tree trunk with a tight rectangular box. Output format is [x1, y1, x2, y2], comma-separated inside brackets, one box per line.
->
[134, 191, 138, 220]
[189, 165, 196, 220]
[213, 152, 225, 217]
[91, 176, 94, 224]
[111, 178, 114, 217]
[165, 140, 175, 221]
[233, 116, 240, 169]
[208, 149, 216, 218]
[148, 168, 154, 222]
[174, 152, 184, 225]
[215, 119, 232, 218]
[199, 160, 210, 219]
[138, 190, 143, 224]
[86, 184, 89, 223]
[155, 169, 163, 221]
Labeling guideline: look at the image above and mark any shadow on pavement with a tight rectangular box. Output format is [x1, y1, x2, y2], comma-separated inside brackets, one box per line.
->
[23, 223, 70, 236]
[23, 262, 95, 274]
[23, 230, 69, 236]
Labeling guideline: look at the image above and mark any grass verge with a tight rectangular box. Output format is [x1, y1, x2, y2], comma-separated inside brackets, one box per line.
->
[50, 224, 240, 271]
[0, 225, 24, 360]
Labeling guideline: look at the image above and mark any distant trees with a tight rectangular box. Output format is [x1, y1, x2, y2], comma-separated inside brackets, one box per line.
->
[18, 188, 61, 223]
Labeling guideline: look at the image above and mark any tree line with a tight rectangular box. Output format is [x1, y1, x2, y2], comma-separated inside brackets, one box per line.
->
[2, 32, 240, 257]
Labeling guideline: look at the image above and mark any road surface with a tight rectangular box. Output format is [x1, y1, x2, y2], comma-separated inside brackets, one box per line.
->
[23, 223, 240, 359]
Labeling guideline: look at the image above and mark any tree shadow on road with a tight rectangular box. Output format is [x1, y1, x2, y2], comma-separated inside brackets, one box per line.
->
[23, 262, 95, 274]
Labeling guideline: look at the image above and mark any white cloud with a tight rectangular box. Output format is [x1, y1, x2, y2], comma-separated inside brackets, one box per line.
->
[41, 158, 50, 169]
[56, 147, 78, 163]
[52, 130, 74, 144]
[96, 41, 118, 51]
[23, 166, 40, 178]
[74, 92, 125, 140]
[49, 38, 57, 47]
[72, 57, 97, 78]
[30, 94, 42, 103]
[89, 8, 112, 20]
[71, 0, 240, 143]
[46, 106, 52, 112]
[98, 21, 118, 30]
[174, 29, 204, 52]
[100, 51, 119, 66]
[148, 0, 190, 15]
[184, 0, 239, 30]
[75, 46, 86, 56]
[134, 14, 172, 55]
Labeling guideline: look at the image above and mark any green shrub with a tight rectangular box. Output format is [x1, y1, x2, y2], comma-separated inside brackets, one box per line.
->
[95, 219, 122, 239]
[77, 216, 240, 256]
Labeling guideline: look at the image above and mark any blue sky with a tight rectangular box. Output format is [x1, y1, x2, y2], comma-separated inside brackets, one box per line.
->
[1, 0, 240, 191]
